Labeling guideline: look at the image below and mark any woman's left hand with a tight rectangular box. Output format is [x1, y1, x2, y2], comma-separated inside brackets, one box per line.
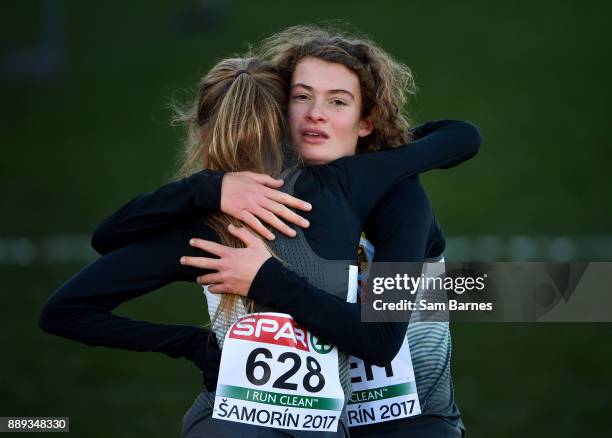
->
[180, 224, 272, 296]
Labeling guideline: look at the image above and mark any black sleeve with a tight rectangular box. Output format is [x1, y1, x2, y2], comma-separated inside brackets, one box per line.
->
[330, 120, 481, 221]
[362, 177, 438, 324]
[91, 170, 225, 255]
[40, 221, 222, 383]
[363, 176, 434, 262]
[248, 259, 406, 367]
[247, 178, 437, 366]
[427, 215, 446, 259]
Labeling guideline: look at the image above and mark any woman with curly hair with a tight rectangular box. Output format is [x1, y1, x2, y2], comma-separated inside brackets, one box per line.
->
[249, 25, 469, 438]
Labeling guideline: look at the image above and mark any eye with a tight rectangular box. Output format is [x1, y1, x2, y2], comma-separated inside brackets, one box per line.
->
[291, 94, 310, 101]
[330, 99, 347, 107]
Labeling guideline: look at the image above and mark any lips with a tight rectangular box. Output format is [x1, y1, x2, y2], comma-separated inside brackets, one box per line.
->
[300, 128, 329, 144]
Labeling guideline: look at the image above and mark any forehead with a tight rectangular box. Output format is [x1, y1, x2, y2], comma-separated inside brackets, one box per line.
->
[291, 57, 360, 95]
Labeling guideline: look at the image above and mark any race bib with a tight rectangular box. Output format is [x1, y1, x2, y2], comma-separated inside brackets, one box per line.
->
[213, 312, 345, 432]
[347, 337, 421, 426]
[347, 236, 422, 427]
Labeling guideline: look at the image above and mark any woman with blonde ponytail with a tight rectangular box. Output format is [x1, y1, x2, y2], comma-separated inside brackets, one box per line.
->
[177, 58, 288, 179]
[41, 26, 480, 438]
[176, 58, 292, 330]
[40, 56, 316, 436]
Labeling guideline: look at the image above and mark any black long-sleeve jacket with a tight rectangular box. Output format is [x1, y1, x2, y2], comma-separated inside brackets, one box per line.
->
[40, 120, 481, 374]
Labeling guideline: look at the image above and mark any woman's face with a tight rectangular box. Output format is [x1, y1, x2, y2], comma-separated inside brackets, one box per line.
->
[288, 57, 373, 165]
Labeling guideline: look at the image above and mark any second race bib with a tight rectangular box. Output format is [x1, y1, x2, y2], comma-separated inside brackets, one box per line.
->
[348, 236, 422, 427]
[347, 337, 421, 426]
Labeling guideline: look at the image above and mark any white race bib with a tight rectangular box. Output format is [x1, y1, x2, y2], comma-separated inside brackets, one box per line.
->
[213, 312, 345, 432]
[347, 337, 421, 426]
[348, 237, 422, 427]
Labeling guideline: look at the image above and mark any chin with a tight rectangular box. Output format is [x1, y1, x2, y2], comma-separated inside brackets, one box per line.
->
[299, 148, 328, 166]
[302, 156, 327, 166]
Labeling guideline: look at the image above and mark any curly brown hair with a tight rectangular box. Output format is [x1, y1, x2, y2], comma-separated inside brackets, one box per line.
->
[257, 25, 417, 152]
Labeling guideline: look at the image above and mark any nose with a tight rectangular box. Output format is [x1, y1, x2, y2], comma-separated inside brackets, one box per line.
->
[305, 100, 326, 123]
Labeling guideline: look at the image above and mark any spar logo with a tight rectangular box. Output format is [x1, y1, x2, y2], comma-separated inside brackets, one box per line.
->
[228, 314, 310, 352]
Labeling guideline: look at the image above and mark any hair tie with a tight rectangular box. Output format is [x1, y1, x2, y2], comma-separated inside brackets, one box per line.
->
[235, 69, 250, 78]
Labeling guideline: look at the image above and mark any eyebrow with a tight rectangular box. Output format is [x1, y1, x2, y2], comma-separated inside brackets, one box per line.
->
[291, 83, 355, 101]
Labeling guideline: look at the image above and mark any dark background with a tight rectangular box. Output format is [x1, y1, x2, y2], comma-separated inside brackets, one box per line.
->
[1, 1, 610, 436]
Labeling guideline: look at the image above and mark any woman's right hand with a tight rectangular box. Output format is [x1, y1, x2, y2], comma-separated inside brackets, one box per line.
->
[220, 172, 311, 240]
[182, 224, 272, 295]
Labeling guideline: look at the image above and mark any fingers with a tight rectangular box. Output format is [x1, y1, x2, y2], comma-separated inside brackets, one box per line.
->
[261, 198, 309, 230]
[265, 188, 312, 212]
[196, 272, 223, 285]
[253, 205, 297, 237]
[208, 283, 232, 294]
[227, 223, 258, 247]
[188, 238, 229, 257]
[245, 172, 284, 188]
[180, 255, 224, 271]
[238, 211, 275, 240]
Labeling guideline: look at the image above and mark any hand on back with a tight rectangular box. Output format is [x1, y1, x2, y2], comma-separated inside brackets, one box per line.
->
[180, 224, 271, 296]
[221, 172, 311, 240]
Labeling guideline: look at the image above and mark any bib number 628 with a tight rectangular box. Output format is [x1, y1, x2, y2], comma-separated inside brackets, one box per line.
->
[246, 348, 325, 393]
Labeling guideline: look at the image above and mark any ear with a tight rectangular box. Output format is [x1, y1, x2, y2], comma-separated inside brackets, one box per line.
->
[358, 117, 374, 138]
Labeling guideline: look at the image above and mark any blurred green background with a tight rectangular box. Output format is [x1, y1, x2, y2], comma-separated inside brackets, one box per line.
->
[1, 0, 610, 436]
